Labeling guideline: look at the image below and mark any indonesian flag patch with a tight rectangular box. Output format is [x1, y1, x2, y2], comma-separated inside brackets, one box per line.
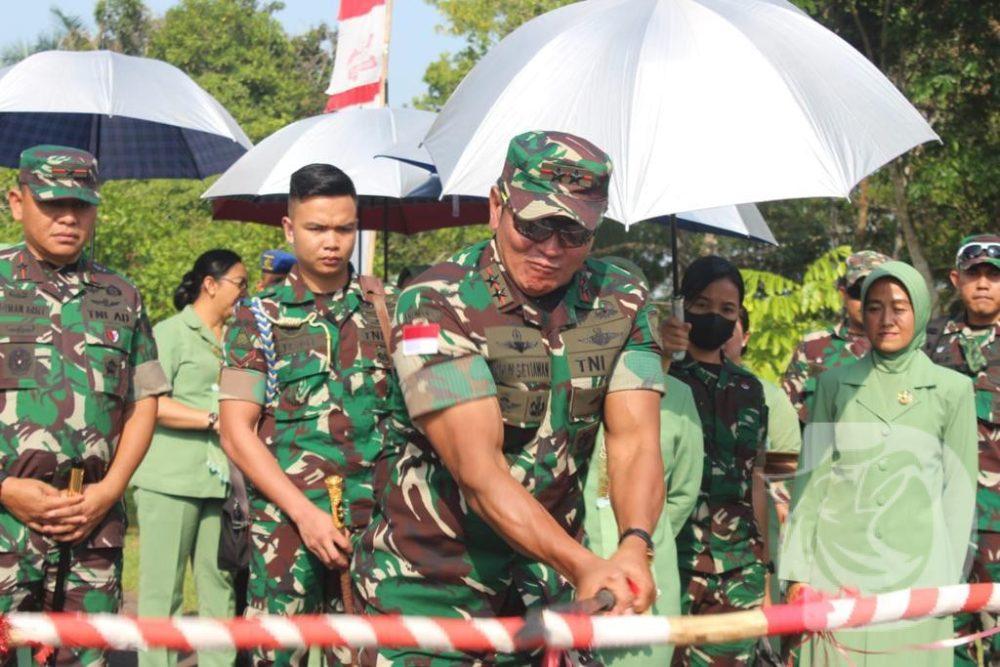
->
[402, 323, 440, 356]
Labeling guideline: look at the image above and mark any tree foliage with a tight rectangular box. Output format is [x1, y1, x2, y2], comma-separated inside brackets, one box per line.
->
[742, 246, 851, 382]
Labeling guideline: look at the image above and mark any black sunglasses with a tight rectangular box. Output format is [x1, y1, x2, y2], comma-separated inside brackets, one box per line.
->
[957, 242, 1000, 263]
[510, 211, 594, 248]
[845, 281, 863, 300]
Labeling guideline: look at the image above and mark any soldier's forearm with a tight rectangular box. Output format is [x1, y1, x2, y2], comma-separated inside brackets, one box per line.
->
[604, 391, 664, 536]
[219, 410, 314, 521]
[104, 397, 158, 496]
[608, 446, 663, 536]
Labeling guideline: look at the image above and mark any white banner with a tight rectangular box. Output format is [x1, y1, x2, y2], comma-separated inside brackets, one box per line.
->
[325, 3, 387, 105]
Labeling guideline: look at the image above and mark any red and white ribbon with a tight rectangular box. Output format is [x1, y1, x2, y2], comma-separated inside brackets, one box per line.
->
[5, 584, 999, 653]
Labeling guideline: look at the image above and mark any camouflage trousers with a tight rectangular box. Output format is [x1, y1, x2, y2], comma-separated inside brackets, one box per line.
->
[354, 534, 572, 666]
[0, 539, 121, 667]
[671, 562, 767, 667]
[247, 501, 350, 667]
[955, 531, 1000, 667]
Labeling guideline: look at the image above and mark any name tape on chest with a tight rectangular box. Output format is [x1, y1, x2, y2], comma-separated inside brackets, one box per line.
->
[402, 323, 440, 356]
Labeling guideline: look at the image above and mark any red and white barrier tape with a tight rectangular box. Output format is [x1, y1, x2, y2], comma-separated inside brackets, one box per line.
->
[4, 584, 999, 653]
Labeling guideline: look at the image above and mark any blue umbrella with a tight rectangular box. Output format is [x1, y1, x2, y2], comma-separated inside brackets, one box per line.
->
[0, 51, 251, 179]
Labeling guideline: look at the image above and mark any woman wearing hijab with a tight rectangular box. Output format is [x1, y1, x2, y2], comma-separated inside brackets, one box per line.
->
[780, 261, 978, 666]
[665, 255, 769, 666]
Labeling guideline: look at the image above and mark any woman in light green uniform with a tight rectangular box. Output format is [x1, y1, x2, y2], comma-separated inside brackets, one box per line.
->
[780, 261, 978, 666]
[132, 249, 248, 667]
[583, 373, 704, 666]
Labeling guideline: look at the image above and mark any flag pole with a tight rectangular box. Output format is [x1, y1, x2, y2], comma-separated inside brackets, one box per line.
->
[379, 0, 393, 107]
[376, 0, 394, 278]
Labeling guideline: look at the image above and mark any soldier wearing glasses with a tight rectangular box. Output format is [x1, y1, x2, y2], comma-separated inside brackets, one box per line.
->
[925, 234, 1000, 666]
[355, 131, 666, 666]
[781, 250, 889, 424]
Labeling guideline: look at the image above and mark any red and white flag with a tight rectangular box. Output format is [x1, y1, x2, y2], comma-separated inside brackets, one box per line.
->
[325, 0, 389, 112]
[401, 324, 440, 356]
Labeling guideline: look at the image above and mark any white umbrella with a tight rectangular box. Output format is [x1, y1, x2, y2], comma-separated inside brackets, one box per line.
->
[377, 143, 777, 245]
[204, 108, 490, 277]
[203, 108, 439, 204]
[424, 0, 938, 225]
[0, 50, 251, 179]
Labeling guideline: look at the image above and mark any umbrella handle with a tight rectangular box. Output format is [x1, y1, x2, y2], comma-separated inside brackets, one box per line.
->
[671, 296, 685, 361]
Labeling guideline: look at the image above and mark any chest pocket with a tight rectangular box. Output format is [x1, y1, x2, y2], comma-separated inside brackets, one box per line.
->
[272, 324, 331, 421]
[349, 304, 392, 407]
[81, 288, 136, 399]
[83, 320, 134, 399]
[562, 316, 630, 420]
[0, 288, 52, 390]
[485, 326, 550, 426]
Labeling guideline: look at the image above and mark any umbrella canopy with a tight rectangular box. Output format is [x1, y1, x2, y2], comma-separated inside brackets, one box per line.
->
[0, 50, 251, 179]
[204, 107, 488, 234]
[376, 145, 777, 245]
[663, 204, 776, 245]
[424, 0, 938, 226]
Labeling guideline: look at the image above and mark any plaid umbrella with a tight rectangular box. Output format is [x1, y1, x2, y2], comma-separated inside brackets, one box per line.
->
[0, 51, 251, 179]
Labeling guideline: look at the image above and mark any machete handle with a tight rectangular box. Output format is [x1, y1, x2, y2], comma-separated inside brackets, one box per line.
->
[595, 588, 616, 612]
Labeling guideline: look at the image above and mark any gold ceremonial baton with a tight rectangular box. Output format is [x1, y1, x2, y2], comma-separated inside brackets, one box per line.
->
[325, 475, 357, 664]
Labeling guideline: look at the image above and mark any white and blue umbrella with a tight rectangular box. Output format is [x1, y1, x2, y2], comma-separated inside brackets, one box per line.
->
[0, 50, 251, 179]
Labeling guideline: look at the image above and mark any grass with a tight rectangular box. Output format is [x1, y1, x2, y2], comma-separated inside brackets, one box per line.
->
[122, 489, 200, 614]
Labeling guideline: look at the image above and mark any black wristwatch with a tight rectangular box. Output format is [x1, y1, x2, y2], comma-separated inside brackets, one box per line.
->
[619, 527, 655, 560]
[206, 412, 219, 430]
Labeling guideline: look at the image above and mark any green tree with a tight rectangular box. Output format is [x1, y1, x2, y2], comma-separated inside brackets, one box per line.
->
[95, 0, 154, 55]
[147, 0, 332, 141]
[741, 246, 852, 382]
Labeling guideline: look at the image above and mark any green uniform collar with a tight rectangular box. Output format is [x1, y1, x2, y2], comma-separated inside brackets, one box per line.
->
[180, 304, 221, 351]
[264, 263, 360, 306]
[478, 238, 597, 331]
[7, 243, 98, 297]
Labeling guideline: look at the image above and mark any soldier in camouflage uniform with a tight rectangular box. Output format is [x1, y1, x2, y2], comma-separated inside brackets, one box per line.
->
[781, 250, 890, 424]
[0, 145, 169, 666]
[924, 234, 1000, 666]
[219, 164, 397, 667]
[662, 256, 768, 666]
[355, 131, 666, 666]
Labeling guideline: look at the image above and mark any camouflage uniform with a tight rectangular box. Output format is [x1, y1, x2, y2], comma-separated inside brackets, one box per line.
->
[0, 146, 169, 667]
[220, 267, 398, 667]
[355, 132, 665, 666]
[925, 234, 1000, 666]
[781, 251, 889, 423]
[670, 356, 768, 667]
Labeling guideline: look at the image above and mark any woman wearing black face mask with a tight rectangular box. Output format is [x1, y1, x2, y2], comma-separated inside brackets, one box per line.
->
[666, 255, 769, 667]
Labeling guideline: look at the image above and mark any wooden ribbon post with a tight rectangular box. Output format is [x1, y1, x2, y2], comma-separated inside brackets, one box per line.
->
[325, 475, 357, 664]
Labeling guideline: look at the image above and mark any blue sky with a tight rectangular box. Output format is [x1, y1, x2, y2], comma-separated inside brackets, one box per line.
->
[1, 1, 465, 106]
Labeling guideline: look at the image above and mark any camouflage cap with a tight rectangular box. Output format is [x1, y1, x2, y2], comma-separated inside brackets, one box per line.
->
[845, 250, 890, 287]
[497, 130, 612, 231]
[956, 233, 1000, 271]
[18, 145, 100, 205]
[260, 249, 297, 274]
